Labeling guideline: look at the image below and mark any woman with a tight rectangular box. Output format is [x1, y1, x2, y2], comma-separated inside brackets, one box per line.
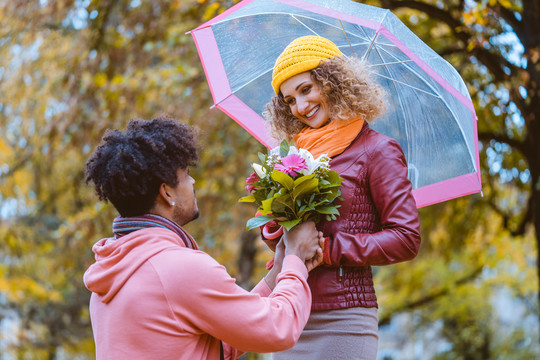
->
[262, 35, 422, 359]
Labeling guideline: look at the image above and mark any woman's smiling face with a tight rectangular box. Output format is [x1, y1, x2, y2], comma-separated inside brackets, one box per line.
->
[280, 71, 330, 129]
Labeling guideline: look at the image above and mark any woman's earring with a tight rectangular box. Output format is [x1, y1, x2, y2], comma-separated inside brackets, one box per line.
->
[171, 201, 176, 206]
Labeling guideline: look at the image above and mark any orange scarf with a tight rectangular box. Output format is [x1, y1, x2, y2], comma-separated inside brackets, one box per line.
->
[294, 117, 365, 158]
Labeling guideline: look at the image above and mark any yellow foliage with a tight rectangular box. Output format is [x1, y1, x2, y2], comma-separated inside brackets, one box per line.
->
[13, 168, 32, 195]
[203, 3, 220, 21]
[94, 73, 108, 88]
[1, 275, 62, 303]
[111, 75, 124, 85]
[0, 138, 12, 157]
[62, 338, 96, 357]
[499, 0, 514, 8]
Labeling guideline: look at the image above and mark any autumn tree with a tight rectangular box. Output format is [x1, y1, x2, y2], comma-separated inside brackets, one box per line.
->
[1, 0, 539, 358]
[0, 0, 264, 358]
[366, 0, 540, 354]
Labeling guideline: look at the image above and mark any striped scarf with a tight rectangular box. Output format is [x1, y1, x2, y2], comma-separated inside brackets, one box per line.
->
[112, 214, 198, 250]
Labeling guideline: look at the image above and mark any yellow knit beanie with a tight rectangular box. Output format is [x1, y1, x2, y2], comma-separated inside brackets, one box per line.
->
[271, 35, 343, 95]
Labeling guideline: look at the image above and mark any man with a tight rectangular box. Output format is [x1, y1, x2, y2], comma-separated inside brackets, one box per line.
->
[83, 115, 323, 360]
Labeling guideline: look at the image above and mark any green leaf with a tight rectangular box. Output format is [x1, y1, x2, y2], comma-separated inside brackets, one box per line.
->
[258, 152, 266, 163]
[278, 218, 302, 230]
[238, 194, 256, 203]
[271, 169, 294, 190]
[253, 189, 268, 204]
[293, 174, 315, 187]
[257, 208, 273, 216]
[316, 206, 341, 215]
[262, 197, 274, 213]
[272, 194, 293, 213]
[279, 140, 290, 157]
[319, 179, 331, 186]
[293, 178, 319, 199]
[325, 171, 343, 184]
[246, 215, 277, 230]
[319, 182, 340, 190]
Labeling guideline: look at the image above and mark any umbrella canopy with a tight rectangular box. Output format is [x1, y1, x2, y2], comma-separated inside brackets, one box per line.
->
[190, 0, 482, 208]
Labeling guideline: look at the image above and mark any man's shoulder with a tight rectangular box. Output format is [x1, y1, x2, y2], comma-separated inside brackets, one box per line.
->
[148, 246, 232, 295]
[148, 245, 225, 278]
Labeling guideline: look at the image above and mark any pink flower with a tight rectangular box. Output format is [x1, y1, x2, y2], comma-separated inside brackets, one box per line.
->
[245, 172, 259, 192]
[274, 154, 307, 177]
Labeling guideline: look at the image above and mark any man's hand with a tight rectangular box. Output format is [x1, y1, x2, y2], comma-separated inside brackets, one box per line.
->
[264, 239, 285, 289]
[283, 222, 321, 263]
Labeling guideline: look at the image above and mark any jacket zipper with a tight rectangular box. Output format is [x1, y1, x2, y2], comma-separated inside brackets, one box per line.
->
[339, 266, 343, 282]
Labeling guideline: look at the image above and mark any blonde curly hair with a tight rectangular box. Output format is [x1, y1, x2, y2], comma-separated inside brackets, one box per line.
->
[264, 56, 387, 142]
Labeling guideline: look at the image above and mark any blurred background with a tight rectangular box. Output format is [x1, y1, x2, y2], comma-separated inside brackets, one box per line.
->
[1, 0, 539, 359]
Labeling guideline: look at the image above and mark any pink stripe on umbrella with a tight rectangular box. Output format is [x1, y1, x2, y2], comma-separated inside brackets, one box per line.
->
[472, 114, 482, 186]
[216, 94, 278, 149]
[275, 0, 383, 30]
[412, 172, 482, 208]
[191, 26, 231, 104]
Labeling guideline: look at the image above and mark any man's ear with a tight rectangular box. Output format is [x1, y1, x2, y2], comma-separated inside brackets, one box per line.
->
[158, 183, 174, 207]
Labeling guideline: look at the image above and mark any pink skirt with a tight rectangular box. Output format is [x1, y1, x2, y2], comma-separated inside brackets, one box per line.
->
[271, 307, 378, 360]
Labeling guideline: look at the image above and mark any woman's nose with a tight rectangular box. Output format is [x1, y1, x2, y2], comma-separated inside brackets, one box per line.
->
[297, 98, 309, 114]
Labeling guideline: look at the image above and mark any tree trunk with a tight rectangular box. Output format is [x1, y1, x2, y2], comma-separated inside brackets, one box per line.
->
[237, 231, 259, 290]
[526, 106, 540, 337]
[522, 0, 540, 339]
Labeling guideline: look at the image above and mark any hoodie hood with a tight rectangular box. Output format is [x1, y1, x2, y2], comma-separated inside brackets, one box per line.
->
[84, 227, 189, 304]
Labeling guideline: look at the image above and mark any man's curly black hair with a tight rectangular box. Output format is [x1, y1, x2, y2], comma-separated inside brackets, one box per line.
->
[85, 115, 199, 217]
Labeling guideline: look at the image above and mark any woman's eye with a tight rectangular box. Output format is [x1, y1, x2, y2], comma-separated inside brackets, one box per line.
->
[301, 86, 311, 94]
[286, 98, 295, 105]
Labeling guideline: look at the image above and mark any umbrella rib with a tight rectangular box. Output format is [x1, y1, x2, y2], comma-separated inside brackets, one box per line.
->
[369, 60, 415, 67]
[290, 14, 319, 35]
[372, 73, 440, 97]
[289, 14, 370, 44]
[228, 66, 274, 95]
[375, 45, 441, 97]
[361, 31, 379, 62]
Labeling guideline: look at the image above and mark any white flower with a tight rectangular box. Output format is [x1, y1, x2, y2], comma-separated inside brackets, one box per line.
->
[252, 163, 267, 178]
[269, 146, 281, 156]
[316, 154, 331, 170]
[295, 149, 313, 175]
[287, 146, 300, 156]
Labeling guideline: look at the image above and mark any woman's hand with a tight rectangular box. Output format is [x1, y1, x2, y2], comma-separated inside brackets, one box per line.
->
[304, 232, 325, 272]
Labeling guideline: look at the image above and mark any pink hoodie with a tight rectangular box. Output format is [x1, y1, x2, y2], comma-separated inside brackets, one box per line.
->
[84, 227, 311, 360]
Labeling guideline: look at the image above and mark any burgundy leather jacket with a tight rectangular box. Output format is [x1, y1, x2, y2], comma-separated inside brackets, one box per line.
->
[307, 123, 420, 311]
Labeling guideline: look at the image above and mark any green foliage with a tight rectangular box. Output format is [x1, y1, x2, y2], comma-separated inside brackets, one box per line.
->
[366, 0, 540, 357]
[0, 0, 256, 358]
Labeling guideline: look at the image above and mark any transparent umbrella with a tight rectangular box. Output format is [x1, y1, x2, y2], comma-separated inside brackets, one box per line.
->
[190, 0, 482, 207]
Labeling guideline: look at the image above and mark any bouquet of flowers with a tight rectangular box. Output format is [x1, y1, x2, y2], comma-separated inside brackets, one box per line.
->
[240, 141, 344, 231]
